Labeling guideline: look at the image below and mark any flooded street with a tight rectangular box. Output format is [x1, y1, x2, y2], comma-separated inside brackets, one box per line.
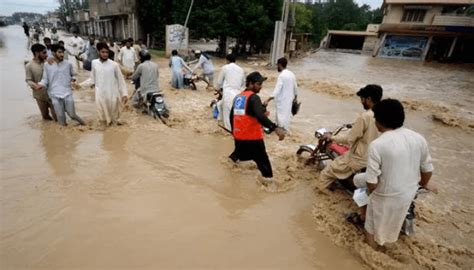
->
[0, 25, 363, 269]
[1, 25, 473, 269]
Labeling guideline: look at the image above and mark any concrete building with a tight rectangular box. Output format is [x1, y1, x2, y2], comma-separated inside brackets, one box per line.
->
[375, 0, 474, 62]
[321, 24, 380, 54]
[89, 0, 143, 41]
[71, 9, 91, 35]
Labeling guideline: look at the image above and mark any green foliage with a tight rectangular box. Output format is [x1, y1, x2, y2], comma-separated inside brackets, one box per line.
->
[137, 0, 282, 52]
[301, 0, 382, 44]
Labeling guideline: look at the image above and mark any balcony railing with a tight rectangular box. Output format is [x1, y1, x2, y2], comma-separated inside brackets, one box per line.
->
[432, 15, 474, 27]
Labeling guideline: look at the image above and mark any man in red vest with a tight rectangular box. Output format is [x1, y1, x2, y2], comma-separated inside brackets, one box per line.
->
[229, 72, 286, 181]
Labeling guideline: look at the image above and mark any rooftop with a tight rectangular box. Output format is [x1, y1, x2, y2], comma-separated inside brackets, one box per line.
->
[385, 0, 472, 4]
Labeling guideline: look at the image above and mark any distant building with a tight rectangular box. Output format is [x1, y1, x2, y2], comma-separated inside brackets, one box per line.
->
[321, 24, 380, 54]
[375, 0, 474, 62]
[89, 0, 143, 41]
[71, 9, 91, 35]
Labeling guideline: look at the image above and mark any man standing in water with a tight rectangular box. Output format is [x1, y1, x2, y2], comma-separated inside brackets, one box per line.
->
[67, 31, 84, 72]
[118, 38, 138, 74]
[317, 84, 382, 190]
[192, 50, 215, 88]
[216, 54, 245, 131]
[264, 57, 298, 131]
[229, 72, 286, 183]
[25, 43, 56, 121]
[90, 42, 128, 127]
[362, 99, 434, 248]
[37, 44, 85, 126]
[169, 49, 192, 89]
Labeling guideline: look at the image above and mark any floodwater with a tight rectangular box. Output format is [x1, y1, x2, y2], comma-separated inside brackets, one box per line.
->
[294, 50, 474, 130]
[0, 25, 363, 269]
[1, 24, 473, 270]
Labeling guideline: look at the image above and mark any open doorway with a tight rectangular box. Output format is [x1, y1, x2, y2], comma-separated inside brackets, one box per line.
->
[426, 37, 455, 62]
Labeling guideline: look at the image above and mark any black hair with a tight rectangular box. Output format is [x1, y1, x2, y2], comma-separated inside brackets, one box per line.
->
[58, 40, 64, 45]
[226, 54, 236, 63]
[372, 99, 405, 129]
[127, 37, 133, 43]
[357, 84, 383, 103]
[31, 43, 46, 55]
[172, 50, 178, 56]
[43, 37, 51, 43]
[96, 42, 109, 51]
[277, 57, 287, 68]
[51, 44, 65, 52]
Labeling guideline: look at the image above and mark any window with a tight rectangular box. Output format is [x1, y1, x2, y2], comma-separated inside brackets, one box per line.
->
[401, 9, 426, 23]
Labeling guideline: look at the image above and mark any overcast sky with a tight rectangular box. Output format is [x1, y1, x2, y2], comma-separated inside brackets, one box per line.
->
[0, 0, 384, 16]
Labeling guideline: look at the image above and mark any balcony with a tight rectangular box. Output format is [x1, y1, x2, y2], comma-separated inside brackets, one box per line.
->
[432, 15, 474, 27]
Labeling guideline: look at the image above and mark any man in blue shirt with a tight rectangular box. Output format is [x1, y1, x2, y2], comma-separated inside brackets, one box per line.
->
[37, 44, 85, 126]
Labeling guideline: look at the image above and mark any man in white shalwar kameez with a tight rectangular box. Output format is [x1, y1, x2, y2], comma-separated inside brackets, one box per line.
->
[215, 54, 245, 131]
[264, 57, 297, 131]
[361, 99, 434, 248]
[90, 42, 128, 126]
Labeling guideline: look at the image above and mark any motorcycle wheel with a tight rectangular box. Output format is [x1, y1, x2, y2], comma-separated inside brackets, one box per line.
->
[296, 145, 315, 156]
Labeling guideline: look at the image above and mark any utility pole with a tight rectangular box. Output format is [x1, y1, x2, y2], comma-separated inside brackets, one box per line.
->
[270, 0, 291, 66]
[178, 0, 194, 51]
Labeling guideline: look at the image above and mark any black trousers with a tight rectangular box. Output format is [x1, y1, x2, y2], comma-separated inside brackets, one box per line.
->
[229, 139, 273, 178]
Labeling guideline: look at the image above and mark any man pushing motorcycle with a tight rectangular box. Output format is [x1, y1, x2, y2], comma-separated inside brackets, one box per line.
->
[316, 84, 383, 190]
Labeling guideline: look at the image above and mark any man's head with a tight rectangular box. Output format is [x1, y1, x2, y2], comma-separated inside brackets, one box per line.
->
[89, 35, 95, 45]
[58, 40, 65, 47]
[372, 99, 405, 132]
[51, 44, 65, 61]
[52, 28, 57, 33]
[172, 49, 178, 56]
[31, 43, 47, 61]
[73, 31, 79, 37]
[277, 57, 287, 72]
[245, 71, 267, 93]
[96, 42, 109, 61]
[357, 84, 383, 110]
[226, 54, 236, 64]
[43, 37, 52, 48]
[140, 50, 151, 62]
[126, 38, 133, 48]
[137, 39, 143, 45]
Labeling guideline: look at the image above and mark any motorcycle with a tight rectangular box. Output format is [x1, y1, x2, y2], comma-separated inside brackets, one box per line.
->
[296, 123, 427, 236]
[144, 92, 170, 125]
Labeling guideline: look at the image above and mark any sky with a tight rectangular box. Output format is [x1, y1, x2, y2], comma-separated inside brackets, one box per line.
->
[0, 0, 384, 16]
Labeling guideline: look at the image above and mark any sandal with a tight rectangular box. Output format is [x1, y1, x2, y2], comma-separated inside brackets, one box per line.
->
[345, 212, 365, 230]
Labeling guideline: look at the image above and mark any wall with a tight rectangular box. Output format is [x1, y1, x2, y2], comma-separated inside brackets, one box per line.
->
[382, 4, 443, 25]
[89, 0, 135, 18]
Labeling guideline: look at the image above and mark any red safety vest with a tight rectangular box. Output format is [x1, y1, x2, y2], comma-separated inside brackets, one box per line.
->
[232, 90, 264, 140]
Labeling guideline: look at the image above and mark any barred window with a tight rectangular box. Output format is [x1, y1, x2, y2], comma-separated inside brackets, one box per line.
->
[401, 9, 426, 22]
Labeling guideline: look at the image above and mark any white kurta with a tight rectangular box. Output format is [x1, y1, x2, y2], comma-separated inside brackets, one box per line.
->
[91, 59, 128, 124]
[364, 128, 434, 245]
[67, 36, 84, 73]
[271, 69, 297, 131]
[216, 63, 245, 130]
[119, 47, 137, 72]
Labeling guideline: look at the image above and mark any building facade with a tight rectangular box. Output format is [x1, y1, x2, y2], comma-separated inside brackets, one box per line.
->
[375, 0, 474, 62]
[89, 0, 143, 41]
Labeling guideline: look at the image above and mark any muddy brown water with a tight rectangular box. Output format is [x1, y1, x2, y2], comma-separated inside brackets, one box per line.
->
[1, 25, 473, 269]
[1, 26, 363, 269]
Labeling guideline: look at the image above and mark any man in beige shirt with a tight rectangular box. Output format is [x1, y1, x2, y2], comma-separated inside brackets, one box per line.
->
[25, 43, 56, 121]
[317, 85, 383, 190]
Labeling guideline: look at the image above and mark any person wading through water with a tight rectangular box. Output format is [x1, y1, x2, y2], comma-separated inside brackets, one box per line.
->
[229, 72, 286, 185]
